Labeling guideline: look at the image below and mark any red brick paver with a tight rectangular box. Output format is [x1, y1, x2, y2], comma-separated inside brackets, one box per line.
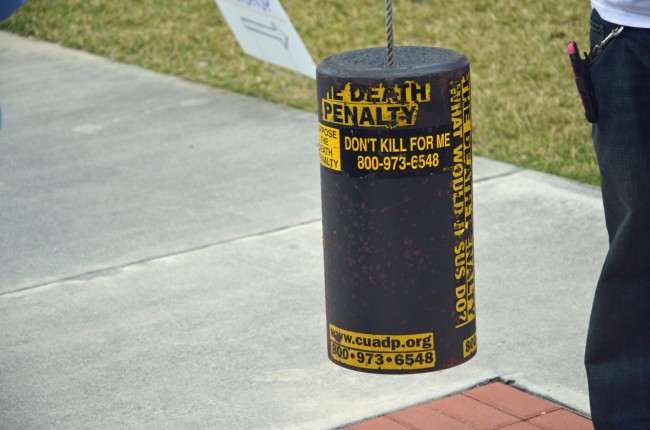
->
[464, 382, 561, 420]
[428, 394, 520, 429]
[345, 416, 410, 430]
[340, 381, 593, 430]
[528, 409, 594, 430]
[387, 405, 477, 430]
[499, 422, 546, 430]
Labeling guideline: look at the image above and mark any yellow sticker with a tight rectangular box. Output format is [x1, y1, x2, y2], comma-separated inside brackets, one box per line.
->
[449, 72, 476, 329]
[463, 333, 477, 358]
[321, 81, 431, 128]
[319, 124, 341, 171]
[329, 324, 436, 371]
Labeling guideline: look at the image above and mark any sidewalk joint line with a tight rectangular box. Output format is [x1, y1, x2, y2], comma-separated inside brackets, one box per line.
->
[474, 168, 525, 183]
[0, 218, 322, 297]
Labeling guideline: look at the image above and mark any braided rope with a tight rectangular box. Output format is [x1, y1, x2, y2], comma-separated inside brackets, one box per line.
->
[385, 0, 395, 67]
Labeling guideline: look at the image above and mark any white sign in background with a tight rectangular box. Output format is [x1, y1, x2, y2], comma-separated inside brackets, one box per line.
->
[214, 0, 316, 78]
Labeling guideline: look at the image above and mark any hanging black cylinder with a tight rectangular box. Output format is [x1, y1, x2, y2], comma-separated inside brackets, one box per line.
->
[318, 46, 476, 374]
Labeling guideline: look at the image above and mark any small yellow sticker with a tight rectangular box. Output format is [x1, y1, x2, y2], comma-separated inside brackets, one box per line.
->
[329, 324, 436, 371]
[463, 333, 477, 358]
[319, 124, 341, 171]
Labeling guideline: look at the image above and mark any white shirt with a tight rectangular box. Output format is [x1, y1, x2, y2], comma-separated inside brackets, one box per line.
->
[592, 0, 650, 27]
[591, 0, 650, 28]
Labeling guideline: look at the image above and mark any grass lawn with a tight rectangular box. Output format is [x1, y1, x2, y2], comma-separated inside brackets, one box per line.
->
[1, 0, 599, 184]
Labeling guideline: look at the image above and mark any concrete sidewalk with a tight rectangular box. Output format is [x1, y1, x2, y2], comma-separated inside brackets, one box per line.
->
[0, 31, 607, 429]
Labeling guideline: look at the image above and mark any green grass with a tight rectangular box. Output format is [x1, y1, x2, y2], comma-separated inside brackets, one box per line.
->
[1, 0, 599, 184]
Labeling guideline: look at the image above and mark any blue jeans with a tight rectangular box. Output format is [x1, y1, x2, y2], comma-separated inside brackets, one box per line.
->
[585, 9, 650, 429]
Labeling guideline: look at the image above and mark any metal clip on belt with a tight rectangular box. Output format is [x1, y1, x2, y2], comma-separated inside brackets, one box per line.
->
[592, 26, 624, 56]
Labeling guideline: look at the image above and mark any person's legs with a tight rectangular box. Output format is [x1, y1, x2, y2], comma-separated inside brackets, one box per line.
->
[586, 9, 650, 429]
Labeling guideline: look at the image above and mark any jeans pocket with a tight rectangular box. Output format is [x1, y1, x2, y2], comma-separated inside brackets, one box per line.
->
[590, 10, 604, 40]
[589, 10, 607, 65]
